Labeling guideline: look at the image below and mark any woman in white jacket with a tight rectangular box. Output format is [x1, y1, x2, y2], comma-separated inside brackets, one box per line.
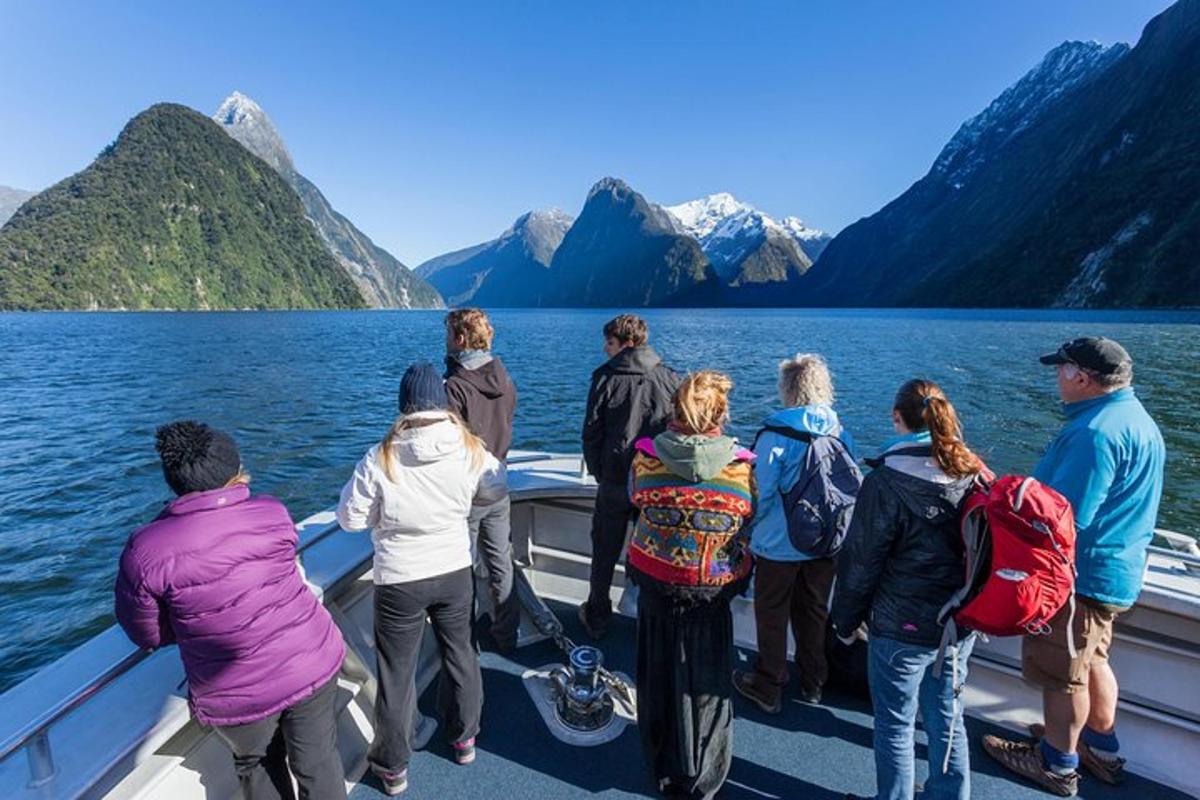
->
[338, 362, 506, 796]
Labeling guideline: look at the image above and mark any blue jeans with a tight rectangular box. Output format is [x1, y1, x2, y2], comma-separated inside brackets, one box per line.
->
[868, 634, 975, 800]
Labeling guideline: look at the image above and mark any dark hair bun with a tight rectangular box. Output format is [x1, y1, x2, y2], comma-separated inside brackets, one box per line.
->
[155, 420, 214, 467]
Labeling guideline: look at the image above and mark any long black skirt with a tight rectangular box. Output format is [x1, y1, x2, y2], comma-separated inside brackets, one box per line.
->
[636, 589, 734, 799]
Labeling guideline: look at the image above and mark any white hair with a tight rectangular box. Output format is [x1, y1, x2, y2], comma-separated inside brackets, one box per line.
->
[778, 353, 834, 407]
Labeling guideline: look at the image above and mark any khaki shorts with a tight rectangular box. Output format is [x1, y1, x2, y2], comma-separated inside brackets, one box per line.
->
[1021, 596, 1126, 694]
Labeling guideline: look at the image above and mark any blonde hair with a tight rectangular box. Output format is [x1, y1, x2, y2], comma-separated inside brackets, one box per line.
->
[224, 470, 251, 487]
[894, 379, 982, 479]
[445, 308, 495, 351]
[378, 411, 487, 481]
[673, 370, 733, 434]
[778, 353, 834, 407]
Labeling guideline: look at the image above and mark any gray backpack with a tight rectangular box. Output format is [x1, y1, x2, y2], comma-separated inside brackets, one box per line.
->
[755, 425, 863, 557]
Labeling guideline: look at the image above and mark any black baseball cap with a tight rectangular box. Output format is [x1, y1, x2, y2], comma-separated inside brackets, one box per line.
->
[1039, 336, 1132, 375]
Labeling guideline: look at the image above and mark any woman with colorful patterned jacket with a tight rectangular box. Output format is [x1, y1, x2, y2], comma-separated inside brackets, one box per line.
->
[626, 370, 756, 800]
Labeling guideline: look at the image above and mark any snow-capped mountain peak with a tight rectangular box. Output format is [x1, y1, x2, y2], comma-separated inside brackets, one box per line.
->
[213, 91, 295, 175]
[664, 192, 755, 239]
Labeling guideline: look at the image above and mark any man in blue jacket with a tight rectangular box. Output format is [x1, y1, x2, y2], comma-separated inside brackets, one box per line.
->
[984, 337, 1165, 797]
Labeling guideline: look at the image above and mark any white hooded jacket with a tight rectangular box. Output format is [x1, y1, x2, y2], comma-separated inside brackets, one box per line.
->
[337, 412, 506, 584]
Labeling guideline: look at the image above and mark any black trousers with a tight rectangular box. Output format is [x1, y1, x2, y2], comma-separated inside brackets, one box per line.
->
[212, 675, 346, 800]
[469, 495, 520, 645]
[748, 556, 837, 701]
[586, 480, 635, 619]
[636, 590, 734, 800]
[370, 568, 483, 774]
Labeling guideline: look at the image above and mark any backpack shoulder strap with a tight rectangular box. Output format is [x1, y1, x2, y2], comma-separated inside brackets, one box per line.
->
[864, 445, 931, 469]
[753, 424, 815, 449]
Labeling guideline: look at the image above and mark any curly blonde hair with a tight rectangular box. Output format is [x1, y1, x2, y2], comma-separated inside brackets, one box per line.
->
[673, 370, 733, 434]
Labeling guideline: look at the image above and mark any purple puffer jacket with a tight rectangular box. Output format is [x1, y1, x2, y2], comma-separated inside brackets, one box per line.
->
[114, 484, 345, 726]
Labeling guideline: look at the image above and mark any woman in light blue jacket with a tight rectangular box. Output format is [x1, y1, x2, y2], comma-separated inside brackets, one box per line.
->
[733, 354, 854, 712]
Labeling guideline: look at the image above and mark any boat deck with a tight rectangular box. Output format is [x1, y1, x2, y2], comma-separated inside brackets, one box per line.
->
[348, 601, 1188, 800]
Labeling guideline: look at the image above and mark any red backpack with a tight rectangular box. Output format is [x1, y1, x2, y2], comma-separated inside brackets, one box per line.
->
[937, 474, 1077, 655]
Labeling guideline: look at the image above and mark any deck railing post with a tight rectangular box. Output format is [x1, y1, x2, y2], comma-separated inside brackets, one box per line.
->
[26, 731, 54, 787]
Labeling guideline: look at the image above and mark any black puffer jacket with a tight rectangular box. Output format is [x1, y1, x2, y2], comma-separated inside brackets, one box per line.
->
[831, 448, 974, 647]
[582, 346, 681, 485]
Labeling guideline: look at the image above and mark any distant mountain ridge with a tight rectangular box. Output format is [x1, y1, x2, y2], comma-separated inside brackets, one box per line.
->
[538, 178, 716, 307]
[0, 104, 364, 310]
[0, 186, 35, 228]
[214, 92, 442, 308]
[418, 185, 827, 307]
[416, 209, 574, 306]
[807, 0, 1200, 308]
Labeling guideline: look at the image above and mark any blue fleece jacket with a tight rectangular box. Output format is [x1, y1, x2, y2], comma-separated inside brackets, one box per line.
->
[748, 405, 854, 562]
[1033, 387, 1165, 607]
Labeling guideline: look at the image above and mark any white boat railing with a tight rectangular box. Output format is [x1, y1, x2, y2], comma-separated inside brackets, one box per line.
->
[0, 502, 1196, 790]
[0, 517, 346, 787]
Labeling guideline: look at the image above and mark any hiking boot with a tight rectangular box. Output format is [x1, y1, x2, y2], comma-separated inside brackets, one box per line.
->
[982, 734, 1079, 797]
[371, 767, 408, 796]
[732, 670, 782, 714]
[1028, 723, 1126, 785]
[453, 736, 476, 765]
[578, 602, 610, 640]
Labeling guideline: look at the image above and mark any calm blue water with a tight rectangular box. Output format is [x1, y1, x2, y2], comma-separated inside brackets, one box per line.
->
[0, 308, 1197, 692]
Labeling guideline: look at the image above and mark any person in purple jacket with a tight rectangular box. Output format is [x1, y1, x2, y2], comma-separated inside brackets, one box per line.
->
[114, 421, 347, 800]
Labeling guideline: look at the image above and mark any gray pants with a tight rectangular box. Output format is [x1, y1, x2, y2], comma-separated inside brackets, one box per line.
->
[213, 675, 346, 800]
[469, 495, 520, 646]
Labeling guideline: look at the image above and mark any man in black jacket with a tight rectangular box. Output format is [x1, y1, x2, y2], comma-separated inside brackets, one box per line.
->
[445, 309, 520, 650]
[579, 314, 681, 639]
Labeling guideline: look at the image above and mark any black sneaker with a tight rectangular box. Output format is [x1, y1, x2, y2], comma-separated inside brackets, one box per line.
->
[799, 686, 823, 705]
[732, 670, 782, 714]
[577, 602, 610, 640]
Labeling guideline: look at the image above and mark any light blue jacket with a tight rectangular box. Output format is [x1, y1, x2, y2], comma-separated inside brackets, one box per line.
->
[748, 405, 854, 562]
[1033, 387, 1165, 608]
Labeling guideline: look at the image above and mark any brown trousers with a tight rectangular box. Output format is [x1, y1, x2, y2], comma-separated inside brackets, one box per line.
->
[749, 556, 837, 702]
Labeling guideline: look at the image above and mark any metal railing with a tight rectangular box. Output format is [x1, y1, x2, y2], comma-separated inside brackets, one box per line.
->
[0, 518, 345, 786]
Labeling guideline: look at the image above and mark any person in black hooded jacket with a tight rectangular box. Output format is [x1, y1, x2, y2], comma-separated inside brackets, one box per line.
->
[579, 314, 681, 639]
[832, 379, 985, 800]
[444, 309, 520, 650]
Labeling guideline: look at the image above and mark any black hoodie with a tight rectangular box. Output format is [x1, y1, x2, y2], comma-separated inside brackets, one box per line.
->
[582, 345, 681, 485]
[445, 355, 517, 460]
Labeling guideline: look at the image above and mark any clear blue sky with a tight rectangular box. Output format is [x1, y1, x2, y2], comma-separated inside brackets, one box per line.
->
[0, 0, 1174, 265]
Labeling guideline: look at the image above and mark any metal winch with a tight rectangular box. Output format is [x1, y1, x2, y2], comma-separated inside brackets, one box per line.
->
[548, 645, 615, 731]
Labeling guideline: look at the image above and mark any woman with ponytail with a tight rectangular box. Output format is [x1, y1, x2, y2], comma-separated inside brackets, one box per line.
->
[831, 379, 985, 800]
[626, 370, 756, 799]
[337, 362, 506, 796]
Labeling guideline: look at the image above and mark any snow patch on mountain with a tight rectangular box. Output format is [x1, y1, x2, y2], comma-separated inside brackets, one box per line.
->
[933, 41, 1128, 188]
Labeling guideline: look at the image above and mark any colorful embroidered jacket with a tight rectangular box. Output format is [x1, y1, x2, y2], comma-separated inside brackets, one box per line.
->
[627, 435, 757, 601]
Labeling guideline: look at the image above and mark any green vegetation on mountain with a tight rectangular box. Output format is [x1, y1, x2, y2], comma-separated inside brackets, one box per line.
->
[0, 104, 365, 310]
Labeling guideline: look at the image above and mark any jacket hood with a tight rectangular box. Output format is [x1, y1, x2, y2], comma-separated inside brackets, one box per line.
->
[602, 345, 663, 376]
[874, 433, 974, 523]
[394, 414, 465, 463]
[764, 404, 841, 436]
[446, 356, 512, 400]
[652, 430, 739, 482]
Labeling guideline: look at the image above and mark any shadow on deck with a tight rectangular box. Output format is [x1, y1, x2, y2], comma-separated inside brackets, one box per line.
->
[350, 601, 1187, 800]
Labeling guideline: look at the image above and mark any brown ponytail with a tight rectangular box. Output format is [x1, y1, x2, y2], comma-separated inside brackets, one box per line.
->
[893, 379, 982, 479]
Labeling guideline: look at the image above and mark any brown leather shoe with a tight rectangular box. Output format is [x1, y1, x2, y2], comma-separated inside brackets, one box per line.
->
[1028, 723, 1126, 785]
[982, 734, 1079, 797]
[732, 670, 782, 714]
